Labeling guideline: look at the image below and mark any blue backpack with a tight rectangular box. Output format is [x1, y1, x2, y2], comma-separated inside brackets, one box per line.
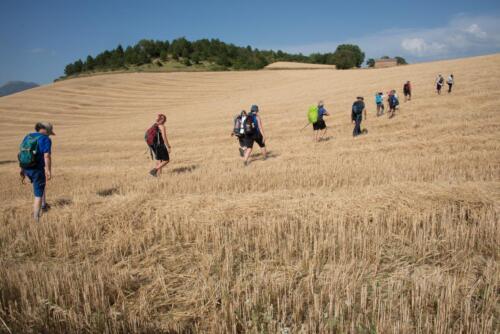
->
[352, 101, 364, 115]
[18, 135, 39, 168]
[390, 95, 399, 106]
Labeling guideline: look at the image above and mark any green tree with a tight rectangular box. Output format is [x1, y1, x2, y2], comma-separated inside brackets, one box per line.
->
[73, 59, 84, 73]
[64, 63, 75, 76]
[171, 37, 192, 59]
[84, 55, 95, 71]
[366, 58, 375, 67]
[160, 50, 168, 62]
[395, 56, 407, 65]
[110, 45, 125, 68]
[124, 46, 138, 65]
[191, 52, 200, 64]
[334, 44, 365, 68]
[333, 50, 356, 69]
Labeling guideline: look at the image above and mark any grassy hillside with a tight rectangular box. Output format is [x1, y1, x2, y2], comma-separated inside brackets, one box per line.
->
[0, 54, 498, 333]
[58, 58, 229, 81]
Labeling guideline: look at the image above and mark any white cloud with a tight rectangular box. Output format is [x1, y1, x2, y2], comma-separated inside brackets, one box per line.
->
[276, 14, 500, 63]
[401, 38, 447, 56]
[464, 24, 487, 39]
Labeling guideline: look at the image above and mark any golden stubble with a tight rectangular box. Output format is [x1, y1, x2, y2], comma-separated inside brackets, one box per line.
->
[0, 54, 498, 333]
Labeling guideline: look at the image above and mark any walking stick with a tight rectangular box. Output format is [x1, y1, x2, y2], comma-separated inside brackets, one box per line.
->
[300, 122, 310, 131]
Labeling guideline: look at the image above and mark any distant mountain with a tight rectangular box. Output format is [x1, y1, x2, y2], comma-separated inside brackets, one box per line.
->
[0, 81, 39, 97]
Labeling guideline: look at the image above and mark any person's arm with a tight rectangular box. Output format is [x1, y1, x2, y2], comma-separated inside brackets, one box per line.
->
[20, 168, 26, 184]
[159, 125, 171, 149]
[363, 107, 367, 119]
[44, 153, 52, 180]
[257, 115, 265, 140]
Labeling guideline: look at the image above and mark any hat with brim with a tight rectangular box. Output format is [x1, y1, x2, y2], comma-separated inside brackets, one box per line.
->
[39, 122, 55, 135]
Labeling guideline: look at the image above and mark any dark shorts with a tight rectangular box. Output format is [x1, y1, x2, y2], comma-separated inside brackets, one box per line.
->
[151, 144, 169, 161]
[437, 84, 442, 91]
[312, 119, 326, 130]
[237, 136, 246, 148]
[404, 90, 411, 96]
[23, 168, 46, 197]
[245, 133, 265, 148]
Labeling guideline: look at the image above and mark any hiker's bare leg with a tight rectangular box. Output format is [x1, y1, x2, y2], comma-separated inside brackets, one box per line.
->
[261, 147, 267, 159]
[156, 160, 169, 175]
[321, 128, 327, 140]
[33, 196, 42, 222]
[244, 147, 253, 164]
[41, 191, 46, 208]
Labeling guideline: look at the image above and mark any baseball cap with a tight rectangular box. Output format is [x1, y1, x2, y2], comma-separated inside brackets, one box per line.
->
[36, 122, 56, 135]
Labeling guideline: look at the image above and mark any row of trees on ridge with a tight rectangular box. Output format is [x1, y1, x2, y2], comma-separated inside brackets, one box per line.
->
[63, 38, 367, 77]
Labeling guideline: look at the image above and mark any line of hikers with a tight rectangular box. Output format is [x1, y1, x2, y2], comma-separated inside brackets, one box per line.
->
[17, 74, 455, 222]
[307, 81, 408, 140]
[436, 74, 454, 94]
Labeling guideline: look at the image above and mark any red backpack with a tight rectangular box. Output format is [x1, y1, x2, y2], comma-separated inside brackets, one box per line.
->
[145, 124, 160, 146]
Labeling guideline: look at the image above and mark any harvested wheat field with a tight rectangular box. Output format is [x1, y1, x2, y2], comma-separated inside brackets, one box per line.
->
[0, 54, 499, 333]
[265, 62, 337, 70]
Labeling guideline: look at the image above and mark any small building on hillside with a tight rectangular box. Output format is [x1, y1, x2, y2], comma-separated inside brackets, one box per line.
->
[375, 58, 398, 68]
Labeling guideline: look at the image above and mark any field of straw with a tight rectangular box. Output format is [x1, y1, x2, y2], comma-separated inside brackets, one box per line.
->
[264, 62, 337, 70]
[0, 54, 499, 333]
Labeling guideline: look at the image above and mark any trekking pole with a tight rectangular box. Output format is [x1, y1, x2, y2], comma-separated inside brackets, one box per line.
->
[300, 123, 310, 131]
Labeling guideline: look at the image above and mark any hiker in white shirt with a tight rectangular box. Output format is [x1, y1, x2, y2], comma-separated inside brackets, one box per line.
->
[447, 74, 454, 93]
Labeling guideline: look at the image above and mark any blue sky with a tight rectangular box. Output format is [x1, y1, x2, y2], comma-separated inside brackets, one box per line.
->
[1, 0, 499, 84]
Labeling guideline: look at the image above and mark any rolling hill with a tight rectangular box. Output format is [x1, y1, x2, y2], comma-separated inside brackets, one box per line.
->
[0, 81, 39, 97]
[0, 54, 498, 333]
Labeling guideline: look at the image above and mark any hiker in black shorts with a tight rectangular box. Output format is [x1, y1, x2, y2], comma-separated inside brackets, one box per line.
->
[436, 74, 444, 95]
[243, 105, 267, 166]
[403, 81, 411, 102]
[147, 114, 171, 177]
[312, 101, 330, 142]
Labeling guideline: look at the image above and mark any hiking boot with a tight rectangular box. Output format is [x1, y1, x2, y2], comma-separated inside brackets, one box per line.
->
[239, 147, 244, 157]
[41, 203, 51, 212]
[149, 168, 158, 177]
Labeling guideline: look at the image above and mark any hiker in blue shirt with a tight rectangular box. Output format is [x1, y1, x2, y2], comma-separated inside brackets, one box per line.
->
[19, 122, 55, 222]
[243, 105, 267, 166]
[375, 93, 384, 117]
[313, 101, 330, 142]
[352, 97, 366, 137]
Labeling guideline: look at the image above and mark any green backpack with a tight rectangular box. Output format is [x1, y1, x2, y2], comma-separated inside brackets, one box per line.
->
[18, 135, 39, 168]
[307, 106, 318, 124]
